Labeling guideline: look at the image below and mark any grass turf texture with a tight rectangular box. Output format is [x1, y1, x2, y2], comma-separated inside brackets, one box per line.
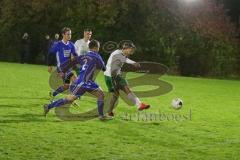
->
[0, 62, 239, 160]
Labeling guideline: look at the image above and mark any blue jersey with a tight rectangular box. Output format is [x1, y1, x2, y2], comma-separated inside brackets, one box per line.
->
[50, 40, 77, 71]
[75, 51, 105, 83]
[61, 51, 106, 97]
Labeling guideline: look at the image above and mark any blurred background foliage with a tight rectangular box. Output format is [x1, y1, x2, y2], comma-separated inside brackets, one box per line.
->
[0, 0, 239, 78]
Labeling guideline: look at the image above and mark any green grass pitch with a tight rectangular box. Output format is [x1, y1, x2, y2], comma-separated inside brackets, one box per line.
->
[0, 62, 239, 160]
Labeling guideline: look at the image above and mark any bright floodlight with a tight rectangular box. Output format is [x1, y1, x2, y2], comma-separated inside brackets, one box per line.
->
[179, 0, 201, 5]
[183, 0, 198, 2]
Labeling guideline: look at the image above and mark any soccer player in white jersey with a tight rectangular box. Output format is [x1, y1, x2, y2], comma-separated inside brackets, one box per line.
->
[74, 28, 92, 76]
[74, 28, 92, 56]
[104, 42, 150, 117]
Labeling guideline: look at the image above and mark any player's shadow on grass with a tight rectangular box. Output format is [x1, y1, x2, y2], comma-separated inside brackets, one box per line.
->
[0, 104, 61, 124]
[54, 93, 117, 121]
[0, 114, 60, 124]
[0, 96, 49, 100]
[55, 106, 99, 121]
[0, 104, 22, 108]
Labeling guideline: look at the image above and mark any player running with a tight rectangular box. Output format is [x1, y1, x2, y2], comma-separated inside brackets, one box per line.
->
[44, 40, 110, 120]
[74, 28, 92, 76]
[104, 42, 150, 117]
[47, 27, 77, 100]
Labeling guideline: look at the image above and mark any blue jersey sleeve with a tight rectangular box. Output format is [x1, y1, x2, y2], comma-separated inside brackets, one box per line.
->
[47, 42, 59, 66]
[59, 55, 83, 72]
[96, 55, 106, 71]
[70, 42, 78, 57]
[76, 55, 86, 66]
[49, 42, 59, 54]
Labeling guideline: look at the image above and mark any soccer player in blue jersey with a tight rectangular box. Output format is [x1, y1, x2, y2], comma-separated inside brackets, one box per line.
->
[47, 27, 77, 99]
[44, 40, 110, 120]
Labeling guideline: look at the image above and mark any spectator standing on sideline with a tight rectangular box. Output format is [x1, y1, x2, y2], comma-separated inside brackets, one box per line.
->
[47, 33, 59, 67]
[53, 33, 60, 45]
[20, 33, 30, 63]
[43, 34, 52, 64]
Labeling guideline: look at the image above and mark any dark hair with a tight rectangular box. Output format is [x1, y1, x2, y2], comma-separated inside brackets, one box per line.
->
[122, 42, 136, 49]
[61, 27, 71, 34]
[84, 28, 92, 32]
[88, 39, 99, 49]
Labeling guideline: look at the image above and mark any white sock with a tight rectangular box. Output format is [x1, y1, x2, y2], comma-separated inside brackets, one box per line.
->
[127, 92, 141, 107]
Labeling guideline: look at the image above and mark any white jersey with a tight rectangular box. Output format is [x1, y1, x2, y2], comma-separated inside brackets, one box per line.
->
[74, 39, 90, 56]
[104, 49, 136, 77]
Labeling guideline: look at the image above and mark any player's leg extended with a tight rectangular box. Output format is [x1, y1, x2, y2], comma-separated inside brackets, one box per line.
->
[43, 94, 77, 116]
[108, 91, 119, 117]
[119, 77, 150, 111]
[104, 75, 119, 116]
[51, 84, 69, 97]
[50, 72, 75, 98]
[89, 88, 105, 118]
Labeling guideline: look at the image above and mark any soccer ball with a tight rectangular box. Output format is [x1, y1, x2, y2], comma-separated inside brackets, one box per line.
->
[171, 98, 183, 110]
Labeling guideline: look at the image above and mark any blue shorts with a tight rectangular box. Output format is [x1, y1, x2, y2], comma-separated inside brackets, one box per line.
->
[70, 80, 99, 98]
[57, 68, 74, 84]
[62, 71, 74, 84]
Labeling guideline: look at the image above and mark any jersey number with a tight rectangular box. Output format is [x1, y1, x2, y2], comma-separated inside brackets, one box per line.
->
[82, 59, 88, 70]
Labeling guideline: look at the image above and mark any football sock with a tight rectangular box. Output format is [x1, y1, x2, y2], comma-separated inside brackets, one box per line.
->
[108, 93, 118, 113]
[53, 86, 65, 97]
[127, 92, 141, 107]
[47, 98, 69, 109]
[97, 100, 104, 117]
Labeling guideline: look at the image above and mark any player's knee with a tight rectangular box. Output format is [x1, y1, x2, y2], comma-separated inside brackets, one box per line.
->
[66, 95, 76, 102]
[100, 93, 105, 100]
[63, 84, 69, 90]
[98, 92, 105, 100]
[123, 86, 131, 94]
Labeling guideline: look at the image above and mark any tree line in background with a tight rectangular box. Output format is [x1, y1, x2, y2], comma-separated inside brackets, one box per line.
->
[0, 0, 239, 78]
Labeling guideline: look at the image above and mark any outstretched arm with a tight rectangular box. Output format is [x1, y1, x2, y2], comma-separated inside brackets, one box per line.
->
[126, 58, 140, 68]
[97, 55, 106, 71]
[126, 58, 136, 64]
[60, 56, 84, 73]
[47, 44, 58, 73]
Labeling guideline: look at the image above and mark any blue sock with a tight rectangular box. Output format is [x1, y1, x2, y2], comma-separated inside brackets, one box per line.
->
[48, 98, 69, 110]
[53, 86, 65, 97]
[97, 100, 104, 116]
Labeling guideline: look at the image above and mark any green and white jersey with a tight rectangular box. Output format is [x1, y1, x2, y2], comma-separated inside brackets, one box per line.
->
[104, 49, 136, 77]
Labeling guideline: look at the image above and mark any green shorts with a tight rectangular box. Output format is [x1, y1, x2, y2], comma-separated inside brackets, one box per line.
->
[104, 75, 128, 92]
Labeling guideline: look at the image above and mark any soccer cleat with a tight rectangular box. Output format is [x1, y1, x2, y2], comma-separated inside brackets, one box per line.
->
[49, 91, 55, 102]
[72, 101, 80, 107]
[43, 104, 50, 117]
[108, 112, 114, 117]
[138, 103, 150, 111]
[49, 91, 53, 98]
[99, 115, 113, 121]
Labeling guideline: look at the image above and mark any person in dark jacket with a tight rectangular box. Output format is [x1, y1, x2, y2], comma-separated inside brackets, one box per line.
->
[43, 34, 52, 64]
[47, 33, 60, 66]
[20, 33, 30, 63]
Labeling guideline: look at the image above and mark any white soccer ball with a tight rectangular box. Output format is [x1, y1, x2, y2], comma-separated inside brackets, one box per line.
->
[171, 98, 183, 110]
